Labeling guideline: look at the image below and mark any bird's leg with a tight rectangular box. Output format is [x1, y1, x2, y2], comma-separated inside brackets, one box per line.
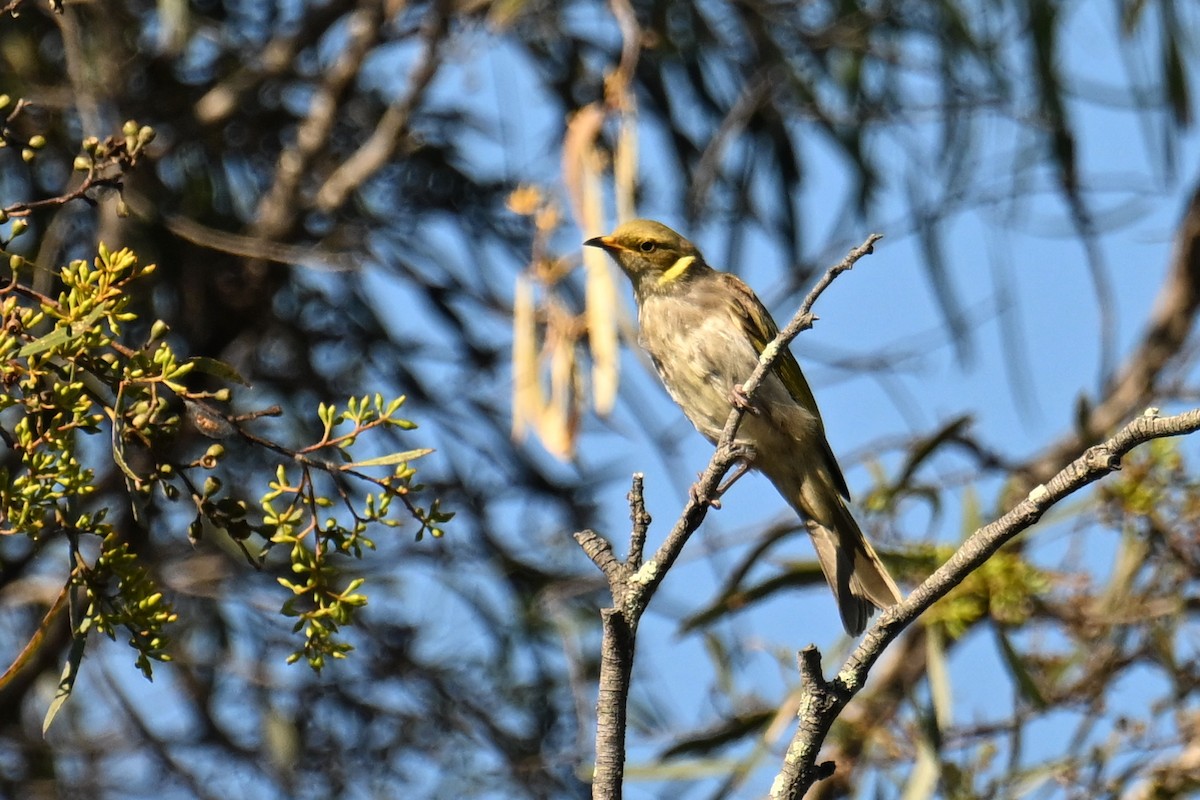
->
[690, 444, 757, 509]
[730, 384, 761, 415]
[715, 461, 752, 500]
[715, 443, 756, 498]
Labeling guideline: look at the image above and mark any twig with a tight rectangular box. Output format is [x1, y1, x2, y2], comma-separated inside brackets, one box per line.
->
[769, 406, 1200, 798]
[193, 3, 348, 126]
[0, 581, 69, 693]
[314, 0, 450, 212]
[575, 234, 883, 799]
[2, 172, 124, 219]
[626, 473, 649, 568]
[253, 0, 385, 239]
[687, 67, 780, 216]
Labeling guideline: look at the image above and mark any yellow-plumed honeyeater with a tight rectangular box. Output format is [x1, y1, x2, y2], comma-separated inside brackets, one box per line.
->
[586, 219, 901, 635]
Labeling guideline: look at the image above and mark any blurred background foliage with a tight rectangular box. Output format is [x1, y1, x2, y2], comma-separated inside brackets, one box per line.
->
[0, 0, 1198, 798]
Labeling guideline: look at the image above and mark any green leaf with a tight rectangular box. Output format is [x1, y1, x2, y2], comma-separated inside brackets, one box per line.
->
[111, 435, 141, 485]
[896, 414, 973, 491]
[925, 625, 953, 732]
[993, 626, 1047, 709]
[186, 355, 250, 385]
[18, 306, 106, 357]
[42, 632, 87, 734]
[339, 448, 433, 469]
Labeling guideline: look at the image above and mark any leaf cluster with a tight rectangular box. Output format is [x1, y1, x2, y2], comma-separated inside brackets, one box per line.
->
[0, 123, 449, 723]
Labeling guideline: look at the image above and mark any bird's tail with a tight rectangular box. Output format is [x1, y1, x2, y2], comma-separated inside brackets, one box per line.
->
[773, 469, 902, 635]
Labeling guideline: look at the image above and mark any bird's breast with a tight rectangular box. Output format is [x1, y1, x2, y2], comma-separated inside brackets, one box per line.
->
[638, 294, 761, 441]
[637, 292, 823, 454]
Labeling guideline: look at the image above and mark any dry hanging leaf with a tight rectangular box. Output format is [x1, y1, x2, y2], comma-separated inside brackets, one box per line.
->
[511, 273, 540, 442]
[541, 304, 581, 458]
[613, 104, 638, 224]
[562, 103, 606, 229]
[584, 245, 619, 416]
[573, 123, 620, 416]
[507, 184, 542, 216]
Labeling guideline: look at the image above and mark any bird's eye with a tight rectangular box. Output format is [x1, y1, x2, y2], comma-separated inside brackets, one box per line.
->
[639, 241, 656, 253]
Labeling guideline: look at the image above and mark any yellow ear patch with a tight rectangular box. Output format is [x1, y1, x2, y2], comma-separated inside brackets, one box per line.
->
[658, 255, 696, 285]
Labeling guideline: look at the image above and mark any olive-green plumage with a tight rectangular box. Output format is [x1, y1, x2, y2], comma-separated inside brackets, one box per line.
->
[586, 219, 901, 635]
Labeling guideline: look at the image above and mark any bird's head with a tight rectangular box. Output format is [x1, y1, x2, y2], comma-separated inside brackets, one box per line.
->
[585, 219, 706, 299]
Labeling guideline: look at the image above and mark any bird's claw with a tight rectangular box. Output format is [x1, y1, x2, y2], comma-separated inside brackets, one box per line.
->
[727, 443, 757, 463]
[730, 384, 760, 415]
[690, 477, 722, 509]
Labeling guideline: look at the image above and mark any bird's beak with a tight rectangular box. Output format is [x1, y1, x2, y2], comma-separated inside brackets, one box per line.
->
[584, 235, 617, 251]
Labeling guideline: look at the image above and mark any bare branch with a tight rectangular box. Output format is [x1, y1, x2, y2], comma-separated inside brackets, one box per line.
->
[314, 1, 450, 213]
[770, 406, 1200, 799]
[1, 172, 123, 218]
[573, 529, 622, 583]
[253, 0, 386, 239]
[626, 473, 649, 568]
[124, 196, 359, 272]
[193, 4, 349, 126]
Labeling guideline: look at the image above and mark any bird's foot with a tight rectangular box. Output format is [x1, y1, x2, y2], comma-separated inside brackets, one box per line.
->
[730, 384, 760, 415]
[690, 479, 722, 509]
[726, 443, 757, 463]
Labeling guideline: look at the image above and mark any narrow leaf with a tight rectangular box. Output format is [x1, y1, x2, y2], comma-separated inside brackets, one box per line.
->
[18, 306, 105, 357]
[561, 103, 605, 228]
[0, 583, 69, 693]
[925, 625, 953, 731]
[994, 626, 1048, 709]
[339, 448, 433, 469]
[43, 632, 87, 735]
[511, 273, 540, 442]
[614, 109, 638, 225]
[580, 121, 621, 417]
[187, 355, 250, 385]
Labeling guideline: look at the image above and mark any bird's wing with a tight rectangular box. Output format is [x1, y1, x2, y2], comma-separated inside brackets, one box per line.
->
[720, 272, 852, 501]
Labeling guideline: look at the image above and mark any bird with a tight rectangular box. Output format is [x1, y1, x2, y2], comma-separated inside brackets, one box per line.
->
[585, 219, 901, 635]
